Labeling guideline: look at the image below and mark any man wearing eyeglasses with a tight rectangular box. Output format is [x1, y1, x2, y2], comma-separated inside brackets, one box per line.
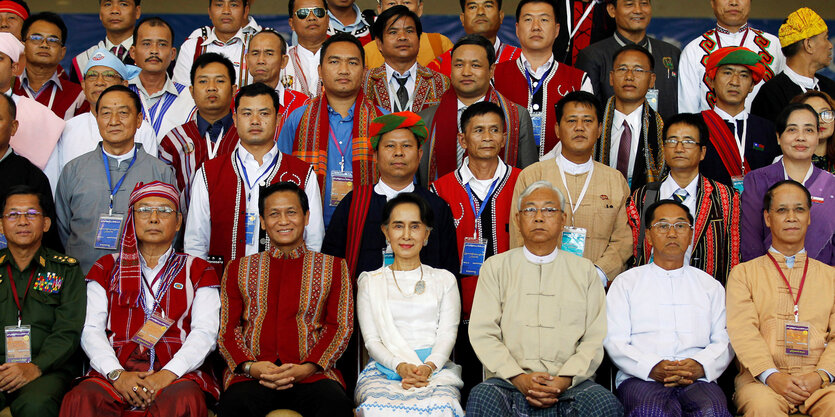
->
[13, 12, 86, 121]
[700, 47, 779, 190]
[605, 199, 733, 417]
[467, 180, 622, 417]
[60, 181, 220, 417]
[282, 0, 329, 97]
[0, 184, 86, 417]
[592, 44, 663, 192]
[626, 113, 740, 286]
[510, 91, 632, 288]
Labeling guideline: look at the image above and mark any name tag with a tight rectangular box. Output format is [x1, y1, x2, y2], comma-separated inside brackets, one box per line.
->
[561, 226, 587, 257]
[382, 249, 394, 267]
[330, 170, 353, 207]
[94, 214, 124, 250]
[131, 313, 175, 349]
[732, 175, 744, 194]
[460, 237, 488, 276]
[531, 112, 543, 147]
[244, 212, 258, 246]
[785, 321, 810, 356]
[646, 89, 659, 112]
[5, 325, 31, 363]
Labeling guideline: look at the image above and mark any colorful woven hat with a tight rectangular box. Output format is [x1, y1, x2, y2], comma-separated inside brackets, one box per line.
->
[705, 47, 767, 83]
[779, 7, 828, 48]
[369, 112, 428, 148]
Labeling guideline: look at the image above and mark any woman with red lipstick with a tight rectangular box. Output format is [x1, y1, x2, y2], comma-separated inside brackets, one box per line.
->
[740, 103, 835, 265]
[354, 192, 464, 416]
[791, 91, 835, 174]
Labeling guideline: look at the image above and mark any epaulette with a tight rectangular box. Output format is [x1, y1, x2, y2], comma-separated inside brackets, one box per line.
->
[51, 254, 78, 265]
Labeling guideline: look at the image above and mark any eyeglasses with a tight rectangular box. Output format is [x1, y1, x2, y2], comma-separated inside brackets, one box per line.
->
[663, 139, 700, 149]
[3, 210, 42, 222]
[613, 66, 650, 77]
[819, 110, 835, 124]
[133, 206, 177, 219]
[84, 70, 122, 83]
[295, 7, 326, 19]
[520, 206, 562, 218]
[26, 34, 62, 46]
[651, 221, 692, 233]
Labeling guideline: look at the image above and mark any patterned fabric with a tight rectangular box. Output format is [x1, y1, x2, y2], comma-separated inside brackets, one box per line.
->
[355, 361, 464, 417]
[218, 245, 354, 389]
[779, 7, 828, 47]
[701, 109, 752, 177]
[369, 111, 428, 148]
[617, 378, 731, 417]
[362, 64, 450, 113]
[705, 47, 766, 83]
[12, 77, 87, 121]
[626, 175, 741, 286]
[466, 378, 623, 417]
[594, 96, 665, 189]
[292, 91, 383, 192]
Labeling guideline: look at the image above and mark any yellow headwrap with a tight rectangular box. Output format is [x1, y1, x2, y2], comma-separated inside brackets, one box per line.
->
[779, 7, 828, 48]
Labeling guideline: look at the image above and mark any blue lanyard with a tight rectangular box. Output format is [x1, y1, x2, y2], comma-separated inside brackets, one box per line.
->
[101, 148, 137, 212]
[524, 69, 545, 98]
[465, 178, 500, 221]
[237, 149, 279, 190]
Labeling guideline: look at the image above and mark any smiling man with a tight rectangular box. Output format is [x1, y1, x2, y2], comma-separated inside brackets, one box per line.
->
[70, 0, 140, 84]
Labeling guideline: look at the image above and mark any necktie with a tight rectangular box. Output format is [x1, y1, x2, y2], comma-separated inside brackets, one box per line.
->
[674, 188, 689, 203]
[395, 75, 409, 112]
[616, 120, 632, 180]
[110, 45, 126, 60]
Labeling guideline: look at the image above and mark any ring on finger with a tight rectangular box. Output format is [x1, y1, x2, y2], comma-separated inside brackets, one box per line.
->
[132, 386, 138, 392]
[142, 387, 148, 393]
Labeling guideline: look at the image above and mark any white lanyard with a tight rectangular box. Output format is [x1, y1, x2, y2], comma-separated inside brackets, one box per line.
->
[565, 0, 597, 40]
[23, 82, 56, 110]
[205, 128, 225, 160]
[730, 117, 747, 167]
[557, 157, 594, 219]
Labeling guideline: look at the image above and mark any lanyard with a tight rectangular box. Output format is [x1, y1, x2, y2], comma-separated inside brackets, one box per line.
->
[6, 265, 36, 326]
[565, 0, 597, 41]
[205, 127, 225, 160]
[716, 27, 749, 49]
[23, 82, 57, 111]
[730, 117, 748, 172]
[557, 158, 594, 224]
[465, 179, 499, 238]
[329, 123, 347, 171]
[102, 148, 138, 214]
[237, 149, 279, 191]
[524, 69, 545, 98]
[767, 252, 808, 322]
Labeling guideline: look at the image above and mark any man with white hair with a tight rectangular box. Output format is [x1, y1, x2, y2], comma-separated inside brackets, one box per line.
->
[466, 179, 622, 417]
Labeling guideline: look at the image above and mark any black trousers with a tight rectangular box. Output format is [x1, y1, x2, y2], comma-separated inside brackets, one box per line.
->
[216, 379, 354, 417]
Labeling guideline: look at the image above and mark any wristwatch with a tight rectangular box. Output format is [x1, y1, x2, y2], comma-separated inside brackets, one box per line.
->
[817, 369, 831, 388]
[107, 369, 124, 382]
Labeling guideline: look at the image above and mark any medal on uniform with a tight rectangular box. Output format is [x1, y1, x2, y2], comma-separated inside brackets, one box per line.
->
[5, 325, 31, 363]
[131, 312, 175, 349]
[94, 214, 124, 250]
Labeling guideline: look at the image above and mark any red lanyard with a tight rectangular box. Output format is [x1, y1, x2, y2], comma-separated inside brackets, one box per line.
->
[6, 265, 37, 325]
[766, 252, 808, 322]
[716, 27, 749, 49]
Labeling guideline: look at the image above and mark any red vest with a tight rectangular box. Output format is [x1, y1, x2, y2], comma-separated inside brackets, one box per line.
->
[202, 151, 314, 274]
[493, 59, 587, 154]
[279, 89, 309, 134]
[12, 77, 88, 120]
[86, 253, 221, 398]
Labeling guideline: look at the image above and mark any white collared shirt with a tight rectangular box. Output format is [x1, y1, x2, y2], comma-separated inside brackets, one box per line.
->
[385, 62, 418, 112]
[104, 36, 134, 56]
[293, 44, 322, 95]
[102, 145, 136, 163]
[556, 152, 593, 175]
[82, 246, 221, 378]
[459, 157, 507, 201]
[783, 66, 819, 92]
[374, 179, 415, 201]
[172, 17, 262, 86]
[523, 245, 559, 264]
[184, 142, 325, 258]
[659, 174, 700, 263]
[128, 75, 196, 139]
[520, 52, 556, 80]
[781, 159, 814, 185]
[609, 105, 644, 180]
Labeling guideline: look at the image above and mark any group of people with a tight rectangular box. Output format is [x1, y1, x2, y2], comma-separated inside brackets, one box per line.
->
[1, 0, 835, 416]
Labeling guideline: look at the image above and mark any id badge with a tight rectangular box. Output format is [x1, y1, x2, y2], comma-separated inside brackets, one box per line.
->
[131, 313, 175, 349]
[460, 237, 488, 275]
[244, 212, 258, 245]
[530, 112, 543, 146]
[645, 89, 659, 112]
[785, 321, 810, 356]
[330, 170, 353, 207]
[561, 226, 587, 257]
[5, 325, 31, 363]
[731, 175, 744, 193]
[94, 214, 124, 250]
[0, 233, 6, 249]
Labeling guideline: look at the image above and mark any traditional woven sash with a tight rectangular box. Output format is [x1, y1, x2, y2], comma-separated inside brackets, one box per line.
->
[426, 87, 520, 182]
[292, 91, 382, 193]
[596, 97, 665, 183]
[345, 184, 374, 280]
[702, 109, 750, 177]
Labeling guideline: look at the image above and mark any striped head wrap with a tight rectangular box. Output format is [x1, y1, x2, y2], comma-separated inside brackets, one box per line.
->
[369, 111, 428, 149]
[0, 1, 27, 20]
[705, 47, 767, 84]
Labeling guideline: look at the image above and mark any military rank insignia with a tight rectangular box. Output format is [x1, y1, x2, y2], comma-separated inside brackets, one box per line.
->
[34, 272, 63, 294]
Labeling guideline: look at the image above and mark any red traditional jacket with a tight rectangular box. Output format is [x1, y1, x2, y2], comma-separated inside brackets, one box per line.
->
[361, 64, 449, 113]
[493, 58, 587, 156]
[426, 42, 522, 78]
[86, 253, 221, 398]
[201, 151, 314, 275]
[12, 76, 88, 121]
[431, 162, 520, 316]
[218, 245, 354, 389]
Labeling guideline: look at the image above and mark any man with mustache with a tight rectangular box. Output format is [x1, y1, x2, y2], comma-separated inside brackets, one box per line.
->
[128, 17, 195, 141]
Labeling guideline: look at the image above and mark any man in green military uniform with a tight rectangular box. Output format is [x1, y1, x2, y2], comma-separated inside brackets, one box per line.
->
[0, 185, 85, 417]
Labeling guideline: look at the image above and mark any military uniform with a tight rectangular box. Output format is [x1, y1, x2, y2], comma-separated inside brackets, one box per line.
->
[0, 246, 85, 417]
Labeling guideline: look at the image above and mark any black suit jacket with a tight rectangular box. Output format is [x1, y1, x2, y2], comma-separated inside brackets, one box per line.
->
[751, 71, 835, 122]
[699, 113, 779, 187]
[553, 0, 615, 65]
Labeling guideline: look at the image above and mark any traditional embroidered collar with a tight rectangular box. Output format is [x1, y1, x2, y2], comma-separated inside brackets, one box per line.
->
[523, 245, 559, 264]
[270, 244, 307, 259]
[716, 23, 749, 34]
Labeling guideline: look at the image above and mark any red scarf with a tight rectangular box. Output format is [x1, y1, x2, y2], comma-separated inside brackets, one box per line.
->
[702, 109, 751, 177]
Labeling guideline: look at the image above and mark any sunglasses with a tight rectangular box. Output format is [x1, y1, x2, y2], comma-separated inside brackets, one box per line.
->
[295, 7, 326, 19]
